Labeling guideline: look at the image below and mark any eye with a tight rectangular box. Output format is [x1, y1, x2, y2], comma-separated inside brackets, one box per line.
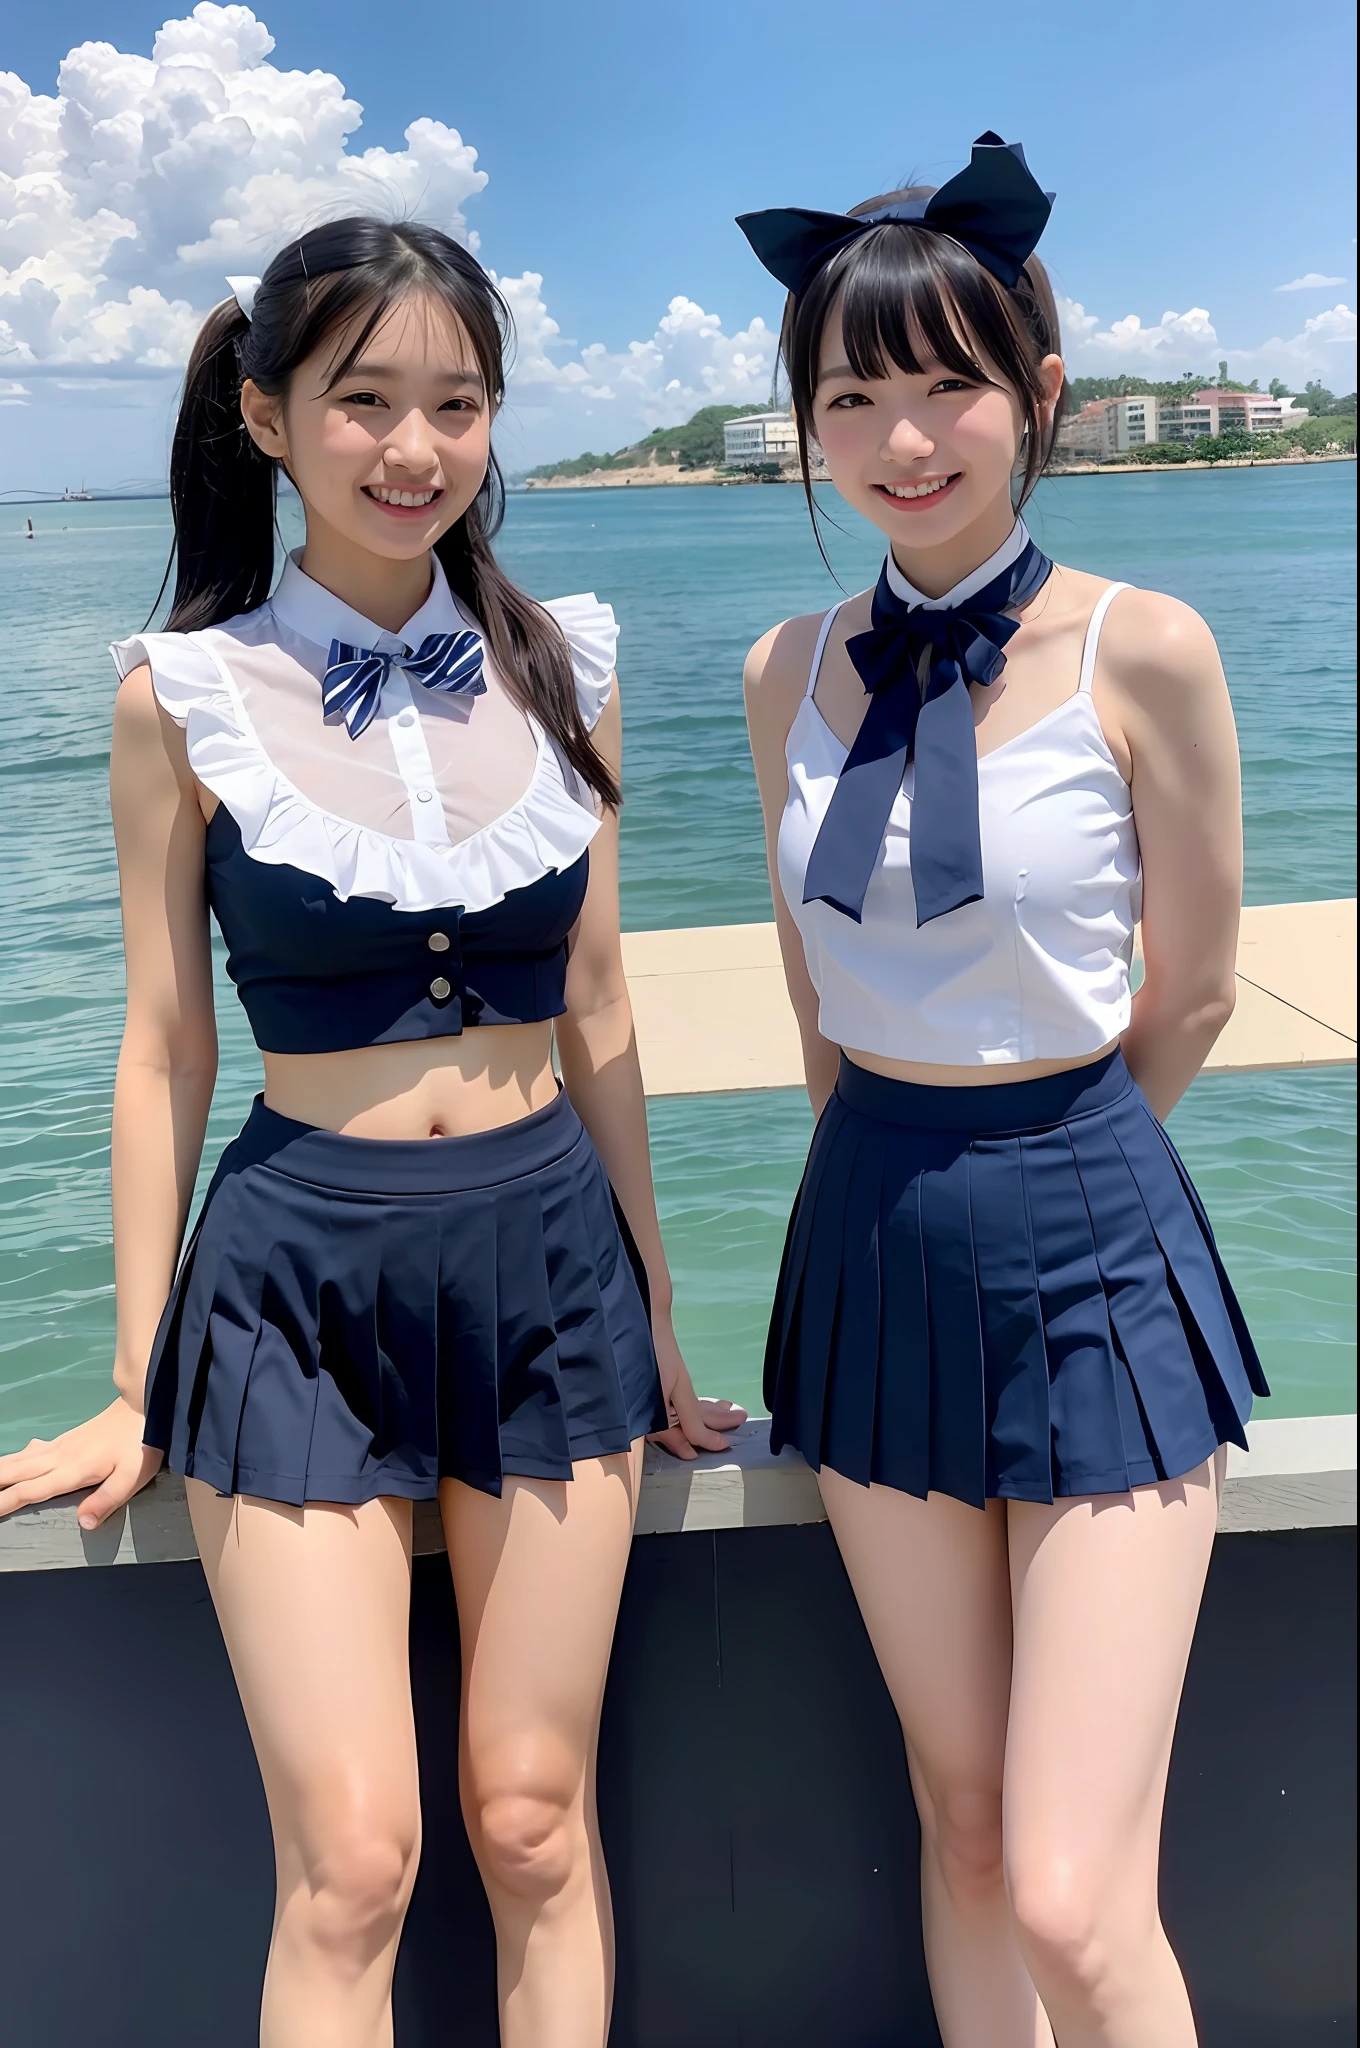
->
[826, 391, 871, 410]
[438, 395, 479, 413]
[339, 389, 386, 408]
[930, 377, 975, 395]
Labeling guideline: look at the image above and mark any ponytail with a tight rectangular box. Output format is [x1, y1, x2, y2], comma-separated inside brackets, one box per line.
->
[153, 215, 621, 808]
[161, 299, 276, 632]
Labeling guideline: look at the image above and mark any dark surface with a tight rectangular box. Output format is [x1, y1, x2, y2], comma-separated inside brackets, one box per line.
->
[0, 1523, 1354, 2048]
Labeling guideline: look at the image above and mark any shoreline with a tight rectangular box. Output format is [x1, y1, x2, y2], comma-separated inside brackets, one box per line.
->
[519, 450, 1357, 490]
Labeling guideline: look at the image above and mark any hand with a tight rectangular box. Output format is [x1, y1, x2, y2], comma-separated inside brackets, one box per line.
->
[647, 1313, 748, 1462]
[0, 1395, 164, 1530]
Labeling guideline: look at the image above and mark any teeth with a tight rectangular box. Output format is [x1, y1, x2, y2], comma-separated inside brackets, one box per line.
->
[883, 478, 950, 500]
[370, 486, 438, 506]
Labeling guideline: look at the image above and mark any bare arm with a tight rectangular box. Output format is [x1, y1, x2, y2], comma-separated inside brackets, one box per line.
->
[0, 665, 218, 1526]
[743, 617, 841, 1117]
[1099, 590, 1243, 1121]
[557, 679, 742, 1458]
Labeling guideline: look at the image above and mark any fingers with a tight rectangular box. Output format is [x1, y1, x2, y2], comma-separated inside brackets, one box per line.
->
[697, 1399, 748, 1432]
[646, 1425, 699, 1462]
[77, 1446, 163, 1531]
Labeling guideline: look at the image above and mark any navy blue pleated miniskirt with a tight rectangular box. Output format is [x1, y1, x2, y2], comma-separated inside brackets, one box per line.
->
[144, 1089, 666, 1505]
[765, 1051, 1267, 1506]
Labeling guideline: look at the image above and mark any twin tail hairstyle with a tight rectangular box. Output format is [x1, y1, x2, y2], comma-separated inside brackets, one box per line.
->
[778, 187, 1066, 547]
[161, 216, 620, 810]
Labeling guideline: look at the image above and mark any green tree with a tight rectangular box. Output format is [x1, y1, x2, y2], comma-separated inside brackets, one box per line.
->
[1302, 380, 1337, 415]
[1269, 378, 1293, 398]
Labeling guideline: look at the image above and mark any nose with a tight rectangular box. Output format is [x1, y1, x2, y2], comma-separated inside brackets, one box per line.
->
[882, 410, 935, 465]
[381, 406, 438, 475]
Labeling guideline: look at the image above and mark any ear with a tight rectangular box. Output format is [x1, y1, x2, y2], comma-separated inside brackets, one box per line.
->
[1037, 353, 1066, 424]
[240, 378, 288, 461]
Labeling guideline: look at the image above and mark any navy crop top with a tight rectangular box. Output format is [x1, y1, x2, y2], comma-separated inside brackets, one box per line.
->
[112, 555, 616, 1056]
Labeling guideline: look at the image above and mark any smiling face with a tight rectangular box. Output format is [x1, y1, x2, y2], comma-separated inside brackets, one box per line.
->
[810, 297, 1063, 571]
[240, 290, 493, 566]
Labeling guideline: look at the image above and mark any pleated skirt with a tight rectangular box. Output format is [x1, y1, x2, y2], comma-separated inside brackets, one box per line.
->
[144, 1090, 666, 1505]
[765, 1051, 1267, 1506]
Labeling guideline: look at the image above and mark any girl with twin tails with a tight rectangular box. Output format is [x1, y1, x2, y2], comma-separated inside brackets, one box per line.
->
[0, 216, 741, 2047]
[741, 134, 1265, 2047]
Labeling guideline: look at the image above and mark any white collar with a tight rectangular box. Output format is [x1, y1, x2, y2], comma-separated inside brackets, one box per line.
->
[269, 549, 466, 653]
[885, 519, 1031, 611]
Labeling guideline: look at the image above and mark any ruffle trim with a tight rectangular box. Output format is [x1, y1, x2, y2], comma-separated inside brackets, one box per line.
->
[110, 593, 618, 916]
[539, 591, 616, 730]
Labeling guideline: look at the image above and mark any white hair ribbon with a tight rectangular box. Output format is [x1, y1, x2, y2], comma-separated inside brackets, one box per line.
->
[226, 275, 261, 321]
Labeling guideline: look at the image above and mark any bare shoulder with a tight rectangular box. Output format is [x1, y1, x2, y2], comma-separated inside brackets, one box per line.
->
[744, 609, 829, 737]
[1097, 585, 1225, 702]
[111, 662, 194, 792]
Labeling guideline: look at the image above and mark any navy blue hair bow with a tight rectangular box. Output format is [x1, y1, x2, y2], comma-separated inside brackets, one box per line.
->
[322, 630, 485, 738]
[736, 132, 1054, 298]
[803, 534, 1053, 926]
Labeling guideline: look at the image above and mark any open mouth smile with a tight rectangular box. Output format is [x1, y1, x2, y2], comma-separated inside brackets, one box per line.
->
[872, 473, 962, 509]
[362, 484, 444, 516]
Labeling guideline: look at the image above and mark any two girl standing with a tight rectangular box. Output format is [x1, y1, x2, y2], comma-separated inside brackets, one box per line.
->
[0, 135, 1263, 2048]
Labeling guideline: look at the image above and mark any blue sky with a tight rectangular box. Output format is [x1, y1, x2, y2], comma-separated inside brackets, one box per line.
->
[2, 0, 1356, 490]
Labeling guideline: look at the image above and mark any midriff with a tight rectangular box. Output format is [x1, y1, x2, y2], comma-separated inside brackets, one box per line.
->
[263, 1024, 559, 1140]
[842, 1036, 1121, 1089]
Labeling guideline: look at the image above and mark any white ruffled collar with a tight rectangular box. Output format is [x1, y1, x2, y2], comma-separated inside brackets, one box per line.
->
[110, 584, 619, 918]
[885, 519, 1031, 610]
[269, 548, 473, 654]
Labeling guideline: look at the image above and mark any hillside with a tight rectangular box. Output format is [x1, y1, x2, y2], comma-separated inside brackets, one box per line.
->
[526, 404, 768, 482]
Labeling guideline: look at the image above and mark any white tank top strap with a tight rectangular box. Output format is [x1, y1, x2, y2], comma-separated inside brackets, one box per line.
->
[1078, 581, 1131, 694]
[806, 600, 847, 698]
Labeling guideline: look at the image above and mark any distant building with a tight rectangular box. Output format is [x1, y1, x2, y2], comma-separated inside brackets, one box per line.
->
[1158, 391, 1310, 441]
[723, 412, 799, 466]
[1054, 395, 1159, 459]
[1056, 388, 1309, 458]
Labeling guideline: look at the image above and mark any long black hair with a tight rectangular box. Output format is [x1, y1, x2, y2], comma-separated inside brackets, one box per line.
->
[160, 216, 620, 809]
[780, 188, 1067, 563]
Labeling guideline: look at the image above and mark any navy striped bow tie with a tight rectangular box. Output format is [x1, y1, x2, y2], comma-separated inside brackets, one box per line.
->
[322, 630, 486, 738]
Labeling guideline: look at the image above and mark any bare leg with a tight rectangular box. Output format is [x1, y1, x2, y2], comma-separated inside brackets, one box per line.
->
[442, 1447, 643, 2048]
[818, 1470, 1053, 2048]
[188, 1482, 419, 2048]
[1004, 1455, 1224, 2047]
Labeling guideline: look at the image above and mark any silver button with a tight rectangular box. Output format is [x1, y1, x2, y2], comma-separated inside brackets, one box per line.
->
[398, 709, 417, 727]
[428, 931, 451, 953]
[429, 976, 452, 1001]
[416, 789, 434, 803]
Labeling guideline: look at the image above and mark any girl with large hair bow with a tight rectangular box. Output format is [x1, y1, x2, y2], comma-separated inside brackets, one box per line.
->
[0, 216, 742, 2047]
[740, 135, 1264, 2046]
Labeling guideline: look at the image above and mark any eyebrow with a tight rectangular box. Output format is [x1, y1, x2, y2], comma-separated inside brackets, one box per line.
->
[340, 363, 484, 388]
[818, 363, 861, 382]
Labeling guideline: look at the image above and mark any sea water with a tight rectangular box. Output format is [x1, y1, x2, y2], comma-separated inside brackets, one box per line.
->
[0, 466, 1354, 1445]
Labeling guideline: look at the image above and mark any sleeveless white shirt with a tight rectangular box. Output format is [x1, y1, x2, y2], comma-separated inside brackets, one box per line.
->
[777, 567, 1142, 1067]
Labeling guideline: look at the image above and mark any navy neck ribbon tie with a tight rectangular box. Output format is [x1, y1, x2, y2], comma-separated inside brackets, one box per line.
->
[802, 535, 1053, 927]
[322, 630, 486, 739]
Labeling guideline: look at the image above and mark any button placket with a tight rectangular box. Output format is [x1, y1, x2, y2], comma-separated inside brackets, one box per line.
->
[381, 668, 449, 846]
[424, 912, 463, 1008]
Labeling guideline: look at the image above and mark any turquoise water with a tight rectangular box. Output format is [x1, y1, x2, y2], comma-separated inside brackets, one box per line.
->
[0, 467, 1354, 1445]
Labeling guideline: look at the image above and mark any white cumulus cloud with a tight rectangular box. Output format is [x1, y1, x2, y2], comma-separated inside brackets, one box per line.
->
[0, 4, 485, 371]
[1058, 296, 1356, 388]
[1275, 273, 1346, 291]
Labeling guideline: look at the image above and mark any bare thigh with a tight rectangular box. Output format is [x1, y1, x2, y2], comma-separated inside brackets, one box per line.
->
[1003, 1456, 1224, 1922]
[816, 1472, 1014, 1832]
[442, 1448, 644, 1834]
[188, 1483, 419, 1884]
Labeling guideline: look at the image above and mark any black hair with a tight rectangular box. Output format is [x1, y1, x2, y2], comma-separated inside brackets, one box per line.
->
[158, 215, 619, 808]
[781, 188, 1066, 563]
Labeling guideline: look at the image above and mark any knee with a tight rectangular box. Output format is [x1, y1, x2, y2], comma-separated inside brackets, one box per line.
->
[919, 1783, 1006, 1909]
[295, 1813, 420, 1970]
[1007, 1851, 1114, 2003]
[469, 1785, 579, 1908]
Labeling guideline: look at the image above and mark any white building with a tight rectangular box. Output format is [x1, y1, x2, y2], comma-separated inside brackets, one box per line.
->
[723, 412, 799, 466]
[1158, 391, 1311, 441]
[1055, 394, 1160, 459]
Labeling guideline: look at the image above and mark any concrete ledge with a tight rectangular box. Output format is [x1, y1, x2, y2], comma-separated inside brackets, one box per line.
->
[621, 902, 1357, 1096]
[2, 1415, 1352, 1571]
